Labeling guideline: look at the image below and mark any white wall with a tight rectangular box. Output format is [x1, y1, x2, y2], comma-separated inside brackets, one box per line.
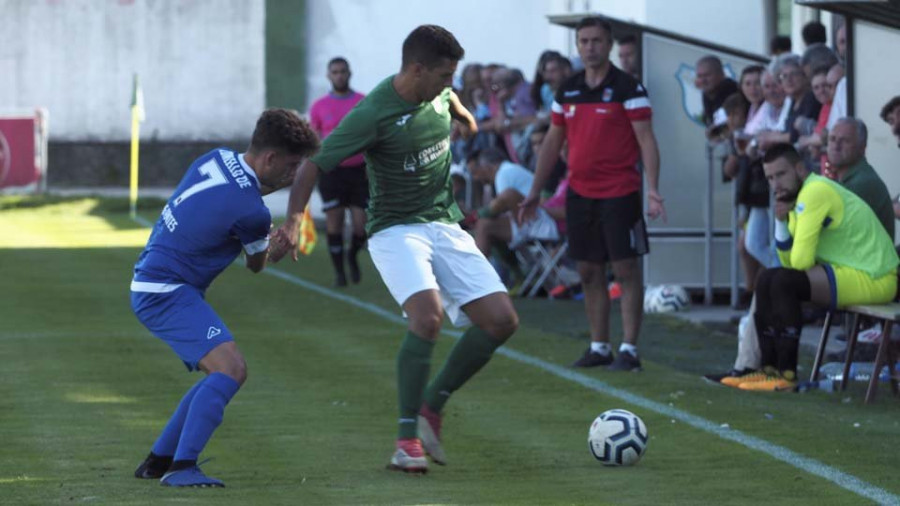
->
[0, 0, 265, 141]
[304, 0, 570, 108]
[854, 20, 900, 197]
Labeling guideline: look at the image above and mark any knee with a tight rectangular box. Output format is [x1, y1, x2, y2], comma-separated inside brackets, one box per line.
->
[577, 264, 605, 286]
[611, 260, 639, 282]
[485, 310, 518, 342]
[410, 312, 443, 340]
[227, 357, 248, 386]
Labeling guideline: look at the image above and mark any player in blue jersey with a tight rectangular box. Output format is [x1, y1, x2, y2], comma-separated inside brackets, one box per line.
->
[130, 109, 319, 487]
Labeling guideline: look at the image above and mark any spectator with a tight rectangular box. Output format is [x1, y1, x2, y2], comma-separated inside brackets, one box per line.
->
[721, 144, 898, 391]
[797, 65, 840, 173]
[458, 63, 486, 115]
[757, 55, 820, 151]
[826, 118, 894, 239]
[529, 122, 567, 193]
[617, 34, 640, 80]
[770, 35, 792, 57]
[521, 16, 665, 371]
[746, 69, 787, 150]
[470, 147, 560, 260]
[308, 57, 368, 287]
[802, 21, 827, 47]
[881, 95, 900, 148]
[487, 67, 537, 165]
[530, 51, 571, 114]
[695, 55, 739, 133]
[738, 65, 766, 125]
[480, 63, 503, 94]
[800, 43, 839, 80]
[835, 24, 847, 62]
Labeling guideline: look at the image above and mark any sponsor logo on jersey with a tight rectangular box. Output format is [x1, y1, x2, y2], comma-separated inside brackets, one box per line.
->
[563, 90, 581, 97]
[207, 326, 222, 340]
[396, 114, 413, 126]
[602, 88, 613, 102]
[565, 105, 576, 118]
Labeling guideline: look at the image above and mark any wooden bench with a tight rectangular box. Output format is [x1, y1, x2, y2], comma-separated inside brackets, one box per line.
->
[810, 303, 900, 403]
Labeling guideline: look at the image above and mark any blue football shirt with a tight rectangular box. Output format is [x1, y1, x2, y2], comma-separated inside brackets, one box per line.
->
[133, 149, 270, 291]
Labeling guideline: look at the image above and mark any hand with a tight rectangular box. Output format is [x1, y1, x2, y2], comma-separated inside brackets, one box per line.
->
[517, 192, 540, 225]
[774, 199, 793, 221]
[454, 117, 478, 140]
[647, 190, 667, 222]
[268, 220, 300, 263]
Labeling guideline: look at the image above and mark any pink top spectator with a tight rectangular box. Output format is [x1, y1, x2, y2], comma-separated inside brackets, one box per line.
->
[309, 91, 366, 167]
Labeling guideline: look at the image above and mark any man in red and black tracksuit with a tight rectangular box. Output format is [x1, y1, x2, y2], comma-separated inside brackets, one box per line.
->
[521, 16, 666, 371]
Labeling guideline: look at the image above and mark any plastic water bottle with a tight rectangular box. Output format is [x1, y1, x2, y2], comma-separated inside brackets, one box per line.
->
[795, 380, 837, 393]
[818, 362, 900, 382]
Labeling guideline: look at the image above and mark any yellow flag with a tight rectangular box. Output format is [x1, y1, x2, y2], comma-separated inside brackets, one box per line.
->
[297, 205, 317, 255]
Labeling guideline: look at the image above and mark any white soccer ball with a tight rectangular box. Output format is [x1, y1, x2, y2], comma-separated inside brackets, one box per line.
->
[644, 284, 690, 313]
[588, 409, 648, 466]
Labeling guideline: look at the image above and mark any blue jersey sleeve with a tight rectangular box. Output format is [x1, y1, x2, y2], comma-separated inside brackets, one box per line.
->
[232, 206, 271, 255]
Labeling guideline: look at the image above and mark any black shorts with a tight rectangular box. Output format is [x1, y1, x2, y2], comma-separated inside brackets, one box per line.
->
[318, 164, 369, 211]
[565, 189, 649, 264]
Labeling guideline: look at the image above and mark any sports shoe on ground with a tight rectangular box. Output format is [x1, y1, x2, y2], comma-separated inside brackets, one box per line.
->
[607, 350, 642, 371]
[418, 404, 446, 465]
[387, 438, 428, 474]
[134, 453, 173, 479]
[857, 324, 883, 344]
[720, 369, 766, 388]
[571, 348, 614, 368]
[702, 368, 754, 385]
[549, 284, 571, 299]
[737, 374, 796, 392]
[348, 257, 361, 285]
[159, 466, 224, 487]
[334, 271, 348, 288]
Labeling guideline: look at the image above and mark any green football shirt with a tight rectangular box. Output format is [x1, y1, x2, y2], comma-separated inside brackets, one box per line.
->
[311, 76, 463, 235]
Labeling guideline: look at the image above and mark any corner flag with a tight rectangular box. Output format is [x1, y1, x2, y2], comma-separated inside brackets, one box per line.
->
[297, 205, 317, 255]
[129, 74, 145, 219]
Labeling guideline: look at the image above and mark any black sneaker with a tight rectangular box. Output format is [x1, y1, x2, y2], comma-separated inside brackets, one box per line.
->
[571, 348, 614, 368]
[702, 368, 753, 384]
[607, 350, 642, 372]
[134, 452, 173, 479]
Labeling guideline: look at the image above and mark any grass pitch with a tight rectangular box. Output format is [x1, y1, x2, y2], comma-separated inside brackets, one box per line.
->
[1, 197, 899, 505]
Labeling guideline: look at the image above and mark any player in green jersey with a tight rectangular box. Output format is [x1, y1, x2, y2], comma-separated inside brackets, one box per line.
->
[270, 25, 518, 473]
[732, 144, 898, 392]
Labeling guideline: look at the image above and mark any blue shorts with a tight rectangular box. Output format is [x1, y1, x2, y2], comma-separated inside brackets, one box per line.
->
[131, 285, 234, 371]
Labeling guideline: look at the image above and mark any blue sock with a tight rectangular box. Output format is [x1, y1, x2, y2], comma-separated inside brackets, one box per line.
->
[173, 373, 241, 462]
[151, 379, 205, 457]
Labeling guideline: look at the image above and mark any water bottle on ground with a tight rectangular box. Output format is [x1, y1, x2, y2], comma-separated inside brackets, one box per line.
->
[818, 361, 900, 382]
[795, 380, 837, 393]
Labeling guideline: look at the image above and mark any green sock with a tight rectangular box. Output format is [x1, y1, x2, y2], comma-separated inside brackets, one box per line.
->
[423, 327, 502, 413]
[397, 331, 434, 439]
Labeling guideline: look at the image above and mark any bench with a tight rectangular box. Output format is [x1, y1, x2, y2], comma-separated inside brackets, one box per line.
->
[810, 303, 900, 403]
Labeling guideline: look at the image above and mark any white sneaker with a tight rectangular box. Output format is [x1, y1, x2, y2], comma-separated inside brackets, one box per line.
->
[387, 438, 428, 474]
[858, 324, 882, 344]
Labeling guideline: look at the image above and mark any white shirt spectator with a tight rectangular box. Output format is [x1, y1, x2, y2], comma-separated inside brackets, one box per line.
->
[494, 161, 533, 197]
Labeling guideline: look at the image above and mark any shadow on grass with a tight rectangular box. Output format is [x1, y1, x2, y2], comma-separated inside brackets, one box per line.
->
[0, 195, 167, 230]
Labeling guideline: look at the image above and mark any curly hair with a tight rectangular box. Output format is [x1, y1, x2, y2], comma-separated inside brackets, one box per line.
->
[249, 108, 320, 156]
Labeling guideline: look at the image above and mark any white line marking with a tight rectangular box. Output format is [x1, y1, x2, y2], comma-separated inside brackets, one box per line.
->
[126, 215, 897, 504]
[263, 265, 900, 505]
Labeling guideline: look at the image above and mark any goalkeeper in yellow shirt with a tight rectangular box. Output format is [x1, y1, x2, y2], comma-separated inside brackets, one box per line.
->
[732, 144, 898, 391]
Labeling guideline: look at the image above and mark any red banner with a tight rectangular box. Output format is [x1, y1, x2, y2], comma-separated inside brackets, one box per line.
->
[0, 117, 39, 189]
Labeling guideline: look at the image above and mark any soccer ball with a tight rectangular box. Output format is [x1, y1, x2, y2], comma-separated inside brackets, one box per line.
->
[644, 284, 690, 313]
[588, 409, 648, 466]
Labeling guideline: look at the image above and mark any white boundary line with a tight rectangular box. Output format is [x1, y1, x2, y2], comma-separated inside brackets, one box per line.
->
[263, 266, 899, 506]
[127, 214, 897, 504]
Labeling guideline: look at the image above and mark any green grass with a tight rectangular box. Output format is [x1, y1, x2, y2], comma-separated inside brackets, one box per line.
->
[2, 197, 899, 505]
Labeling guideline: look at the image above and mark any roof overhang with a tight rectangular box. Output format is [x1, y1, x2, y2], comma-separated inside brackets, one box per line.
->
[795, 0, 900, 29]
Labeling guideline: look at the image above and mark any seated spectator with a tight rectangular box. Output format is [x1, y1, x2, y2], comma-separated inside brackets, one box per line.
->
[721, 144, 898, 391]
[802, 21, 827, 47]
[487, 68, 537, 165]
[705, 125, 896, 385]
[826, 118, 894, 239]
[617, 34, 640, 80]
[695, 55, 739, 138]
[770, 35, 792, 58]
[469, 148, 560, 258]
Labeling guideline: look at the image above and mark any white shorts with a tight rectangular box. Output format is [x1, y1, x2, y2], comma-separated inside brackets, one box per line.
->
[509, 208, 560, 249]
[368, 222, 507, 327]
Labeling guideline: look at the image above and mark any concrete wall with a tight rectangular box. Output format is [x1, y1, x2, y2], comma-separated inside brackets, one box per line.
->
[854, 20, 900, 198]
[0, 0, 265, 142]
[303, 0, 572, 109]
